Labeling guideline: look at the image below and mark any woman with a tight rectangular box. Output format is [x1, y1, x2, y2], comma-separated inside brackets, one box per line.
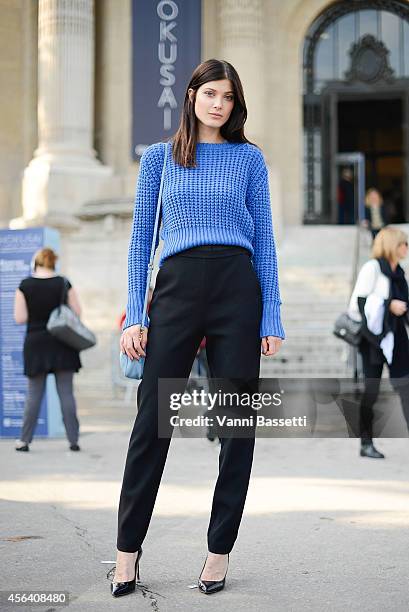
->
[362, 188, 386, 239]
[14, 247, 82, 452]
[348, 226, 409, 458]
[111, 59, 284, 597]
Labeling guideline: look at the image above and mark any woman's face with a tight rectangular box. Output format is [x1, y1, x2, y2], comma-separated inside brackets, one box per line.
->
[367, 190, 382, 207]
[188, 79, 235, 132]
[397, 239, 408, 261]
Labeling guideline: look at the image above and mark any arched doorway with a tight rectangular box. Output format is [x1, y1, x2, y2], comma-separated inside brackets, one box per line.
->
[303, 0, 409, 224]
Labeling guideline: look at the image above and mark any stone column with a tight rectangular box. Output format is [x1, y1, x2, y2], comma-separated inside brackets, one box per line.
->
[15, 0, 112, 228]
[218, 0, 265, 148]
[218, 0, 283, 238]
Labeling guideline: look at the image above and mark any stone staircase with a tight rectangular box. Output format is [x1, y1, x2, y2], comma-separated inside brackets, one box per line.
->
[75, 225, 375, 398]
[260, 226, 372, 378]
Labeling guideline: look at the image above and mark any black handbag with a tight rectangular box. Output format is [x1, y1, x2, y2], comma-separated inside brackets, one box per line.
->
[333, 312, 363, 346]
[47, 277, 97, 351]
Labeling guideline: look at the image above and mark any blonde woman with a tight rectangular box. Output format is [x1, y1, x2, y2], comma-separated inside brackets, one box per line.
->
[14, 248, 82, 452]
[349, 227, 409, 458]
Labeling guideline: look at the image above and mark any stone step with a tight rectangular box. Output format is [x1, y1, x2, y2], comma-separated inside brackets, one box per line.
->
[281, 326, 337, 334]
[282, 331, 344, 340]
[281, 288, 348, 295]
[281, 307, 347, 316]
[278, 358, 349, 368]
[281, 296, 348, 303]
[282, 319, 342, 328]
[279, 346, 348, 361]
[282, 317, 338, 324]
[261, 365, 351, 377]
[279, 337, 346, 346]
[282, 301, 341, 310]
[280, 345, 345, 353]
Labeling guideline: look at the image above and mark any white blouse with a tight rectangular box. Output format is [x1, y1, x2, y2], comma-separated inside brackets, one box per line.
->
[348, 259, 394, 362]
[348, 259, 390, 322]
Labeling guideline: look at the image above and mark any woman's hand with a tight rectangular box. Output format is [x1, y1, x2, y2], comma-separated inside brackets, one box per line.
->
[120, 324, 148, 360]
[389, 299, 408, 316]
[261, 336, 282, 356]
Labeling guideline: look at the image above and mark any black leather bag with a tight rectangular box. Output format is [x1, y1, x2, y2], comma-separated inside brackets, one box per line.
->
[47, 277, 97, 351]
[333, 312, 363, 346]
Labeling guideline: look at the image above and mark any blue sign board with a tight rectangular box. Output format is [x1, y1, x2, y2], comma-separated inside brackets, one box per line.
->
[132, 0, 202, 158]
[0, 228, 65, 439]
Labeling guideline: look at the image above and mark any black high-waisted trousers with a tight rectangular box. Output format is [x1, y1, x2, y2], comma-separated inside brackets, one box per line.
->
[359, 337, 409, 443]
[116, 244, 262, 554]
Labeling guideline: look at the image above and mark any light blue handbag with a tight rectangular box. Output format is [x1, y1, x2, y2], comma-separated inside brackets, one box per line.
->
[120, 142, 169, 379]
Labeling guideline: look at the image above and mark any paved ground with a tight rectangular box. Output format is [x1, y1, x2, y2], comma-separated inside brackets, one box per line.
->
[1, 390, 409, 612]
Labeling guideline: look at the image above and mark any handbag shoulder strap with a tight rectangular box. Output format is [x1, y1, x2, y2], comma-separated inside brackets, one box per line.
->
[140, 141, 169, 330]
[373, 258, 393, 299]
[59, 276, 69, 306]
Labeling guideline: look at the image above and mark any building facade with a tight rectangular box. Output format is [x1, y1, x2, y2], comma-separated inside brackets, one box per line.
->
[1, 0, 408, 393]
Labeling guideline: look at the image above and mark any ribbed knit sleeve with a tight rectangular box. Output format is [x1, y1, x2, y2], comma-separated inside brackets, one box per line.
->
[122, 143, 164, 330]
[246, 148, 285, 339]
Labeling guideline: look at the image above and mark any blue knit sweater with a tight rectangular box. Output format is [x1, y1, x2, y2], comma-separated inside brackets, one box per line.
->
[124, 141, 285, 339]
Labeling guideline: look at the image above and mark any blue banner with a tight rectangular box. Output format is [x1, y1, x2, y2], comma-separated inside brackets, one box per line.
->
[0, 228, 65, 439]
[132, 0, 202, 158]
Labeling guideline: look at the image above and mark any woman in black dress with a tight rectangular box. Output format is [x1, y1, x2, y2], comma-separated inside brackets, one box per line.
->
[13, 248, 82, 452]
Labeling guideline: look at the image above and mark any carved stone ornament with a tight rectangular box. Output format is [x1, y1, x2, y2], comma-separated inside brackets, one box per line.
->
[345, 34, 395, 83]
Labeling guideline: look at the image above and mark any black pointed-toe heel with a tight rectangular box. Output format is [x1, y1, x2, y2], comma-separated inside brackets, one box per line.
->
[110, 547, 143, 598]
[198, 553, 229, 595]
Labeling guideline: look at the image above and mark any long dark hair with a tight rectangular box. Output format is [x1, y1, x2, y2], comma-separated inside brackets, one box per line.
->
[170, 59, 257, 168]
